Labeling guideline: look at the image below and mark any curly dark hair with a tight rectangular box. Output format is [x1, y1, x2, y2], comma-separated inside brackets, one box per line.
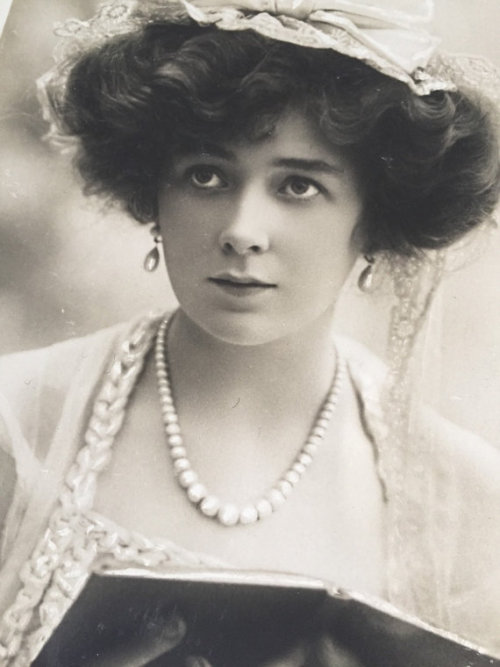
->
[45, 23, 500, 255]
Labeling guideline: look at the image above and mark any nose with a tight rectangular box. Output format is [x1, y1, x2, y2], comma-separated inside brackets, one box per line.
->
[218, 189, 270, 256]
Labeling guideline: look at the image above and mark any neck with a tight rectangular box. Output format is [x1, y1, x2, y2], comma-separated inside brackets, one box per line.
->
[166, 309, 338, 416]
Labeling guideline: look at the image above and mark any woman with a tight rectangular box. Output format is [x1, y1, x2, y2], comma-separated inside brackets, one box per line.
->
[0, 0, 499, 664]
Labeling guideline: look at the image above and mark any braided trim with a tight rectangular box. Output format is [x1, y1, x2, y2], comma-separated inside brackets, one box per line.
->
[15, 514, 227, 664]
[0, 314, 161, 662]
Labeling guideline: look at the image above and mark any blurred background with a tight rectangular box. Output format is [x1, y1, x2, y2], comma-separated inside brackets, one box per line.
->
[0, 0, 175, 353]
[0, 0, 499, 441]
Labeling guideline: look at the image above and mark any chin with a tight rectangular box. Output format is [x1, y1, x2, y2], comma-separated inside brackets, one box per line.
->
[207, 316, 288, 347]
[184, 308, 300, 347]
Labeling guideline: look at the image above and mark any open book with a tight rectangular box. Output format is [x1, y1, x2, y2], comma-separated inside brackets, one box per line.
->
[34, 565, 499, 666]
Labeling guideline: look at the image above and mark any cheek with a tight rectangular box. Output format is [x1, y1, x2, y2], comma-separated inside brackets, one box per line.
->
[289, 221, 360, 313]
[159, 196, 211, 255]
[298, 211, 360, 276]
[305, 245, 356, 295]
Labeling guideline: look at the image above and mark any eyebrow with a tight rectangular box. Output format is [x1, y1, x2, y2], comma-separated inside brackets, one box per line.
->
[175, 146, 345, 174]
[272, 158, 345, 174]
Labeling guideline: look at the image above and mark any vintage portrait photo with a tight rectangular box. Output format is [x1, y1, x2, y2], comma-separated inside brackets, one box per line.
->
[0, 1, 499, 664]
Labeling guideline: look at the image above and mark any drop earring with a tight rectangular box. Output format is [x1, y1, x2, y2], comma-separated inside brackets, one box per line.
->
[143, 224, 162, 272]
[358, 254, 376, 292]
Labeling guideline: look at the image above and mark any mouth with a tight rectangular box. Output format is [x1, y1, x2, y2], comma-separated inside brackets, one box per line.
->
[209, 273, 276, 288]
[208, 274, 276, 296]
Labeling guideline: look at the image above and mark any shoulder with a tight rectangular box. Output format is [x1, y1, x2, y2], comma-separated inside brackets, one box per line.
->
[0, 313, 161, 456]
[0, 322, 122, 391]
[420, 405, 500, 477]
[0, 312, 161, 399]
[335, 335, 387, 382]
[421, 406, 500, 532]
[0, 310, 165, 400]
[336, 333, 500, 498]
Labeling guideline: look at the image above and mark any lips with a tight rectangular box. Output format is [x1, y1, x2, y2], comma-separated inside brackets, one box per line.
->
[208, 273, 277, 299]
[209, 273, 276, 288]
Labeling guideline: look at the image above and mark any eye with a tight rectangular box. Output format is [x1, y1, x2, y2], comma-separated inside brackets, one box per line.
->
[279, 177, 321, 200]
[188, 167, 227, 190]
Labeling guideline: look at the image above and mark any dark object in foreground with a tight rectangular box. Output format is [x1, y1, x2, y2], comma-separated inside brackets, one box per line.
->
[34, 567, 499, 667]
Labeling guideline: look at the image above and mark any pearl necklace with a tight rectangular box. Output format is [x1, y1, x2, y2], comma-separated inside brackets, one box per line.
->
[154, 317, 346, 527]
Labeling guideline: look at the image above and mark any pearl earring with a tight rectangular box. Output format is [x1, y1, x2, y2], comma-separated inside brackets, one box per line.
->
[358, 254, 376, 292]
[143, 224, 162, 272]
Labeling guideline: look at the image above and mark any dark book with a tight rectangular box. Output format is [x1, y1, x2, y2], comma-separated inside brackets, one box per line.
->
[34, 566, 500, 666]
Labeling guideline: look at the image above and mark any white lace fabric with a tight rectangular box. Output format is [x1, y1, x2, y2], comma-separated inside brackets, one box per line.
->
[2, 511, 226, 665]
[0, 311, 499, 664]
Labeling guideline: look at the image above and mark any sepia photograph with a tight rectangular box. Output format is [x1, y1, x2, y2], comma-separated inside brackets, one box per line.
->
[0, 0, 499, 664]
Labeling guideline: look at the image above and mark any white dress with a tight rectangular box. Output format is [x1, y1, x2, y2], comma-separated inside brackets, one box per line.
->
[0, 313, 499, 665]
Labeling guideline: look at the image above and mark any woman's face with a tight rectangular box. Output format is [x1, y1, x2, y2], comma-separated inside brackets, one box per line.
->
[158, 111, 363, 346]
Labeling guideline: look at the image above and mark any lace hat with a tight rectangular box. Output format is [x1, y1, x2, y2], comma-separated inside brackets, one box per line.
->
[36, 0, 500, 151]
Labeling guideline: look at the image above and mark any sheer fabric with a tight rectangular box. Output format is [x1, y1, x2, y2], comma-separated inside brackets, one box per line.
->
[0, 312, 499, 664]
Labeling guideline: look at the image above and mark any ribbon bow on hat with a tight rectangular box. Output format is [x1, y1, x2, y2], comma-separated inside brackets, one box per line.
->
[181, 0, 453, 93]
[187, 0, 434, 23]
